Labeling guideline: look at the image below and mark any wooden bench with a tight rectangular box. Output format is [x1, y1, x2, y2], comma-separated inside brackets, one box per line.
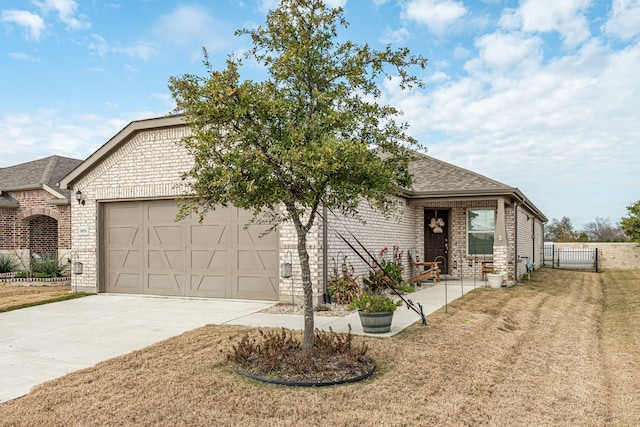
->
[481, 260, 494, 280]
[408, 249, 441, 283]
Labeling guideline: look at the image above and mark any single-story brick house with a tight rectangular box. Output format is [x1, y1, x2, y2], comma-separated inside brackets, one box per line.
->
[0, 155, 83, 269]
[60, 115, 546, 303]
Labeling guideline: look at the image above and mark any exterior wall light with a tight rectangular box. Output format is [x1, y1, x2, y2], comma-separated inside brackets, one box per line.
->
[75, 190, 85, 205]
[72, 261, 83, 275]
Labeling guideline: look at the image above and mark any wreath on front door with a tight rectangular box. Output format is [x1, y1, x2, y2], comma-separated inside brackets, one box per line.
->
[429, 217, 445, 233]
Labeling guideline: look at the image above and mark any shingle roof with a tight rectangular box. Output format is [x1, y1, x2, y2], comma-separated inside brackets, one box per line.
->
[0, 155, 83, 199]
[408, 152, 511, 193]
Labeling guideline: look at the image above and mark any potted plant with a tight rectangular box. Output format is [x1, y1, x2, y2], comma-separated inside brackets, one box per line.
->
[349, 292, 402, 333]
[486, 268, 504, 288]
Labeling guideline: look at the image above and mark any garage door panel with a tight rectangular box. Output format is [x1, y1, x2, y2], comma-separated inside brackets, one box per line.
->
[148, 250, 183, 269]
[102, 200, 278, 300]
[104, 203, 142, 294]
[190, 224, 227, 245]
[146, 273, 182, 296]
[191, 249, 227, 269]
[149, 225, 183, 245]
[107, 206, 140, 222]
[237, 224, 277, 245]
[108, 226, 138, 245]
[189, 274, 228, 298]
[107, 250, 140, 268]
[108, 273, 140, 293]
[235, 275, 278, 300]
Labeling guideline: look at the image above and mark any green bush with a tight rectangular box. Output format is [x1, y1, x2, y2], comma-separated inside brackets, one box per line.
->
[348, 292, 402, 313]
[32, 256, 69, 277]
[0, 254, 19, 273]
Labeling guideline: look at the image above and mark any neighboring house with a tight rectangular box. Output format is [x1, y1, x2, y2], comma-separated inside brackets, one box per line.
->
[0, 155, 83, 270]
[60, 115, 546, 303]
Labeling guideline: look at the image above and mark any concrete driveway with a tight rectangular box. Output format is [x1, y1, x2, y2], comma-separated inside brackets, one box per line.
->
[1, 280, 479, 403]
[0, 294, 274, 403]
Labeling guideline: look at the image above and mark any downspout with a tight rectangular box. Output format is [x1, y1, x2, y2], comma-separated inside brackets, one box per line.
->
[532, 218, 536, 266]
[514, 202, 518, 281]
[322, 205, 329, 303]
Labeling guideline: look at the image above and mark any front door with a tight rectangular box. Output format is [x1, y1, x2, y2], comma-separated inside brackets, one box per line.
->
[424, 209, 449, 274]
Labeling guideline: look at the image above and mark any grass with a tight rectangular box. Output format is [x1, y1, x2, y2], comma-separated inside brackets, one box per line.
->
[0, 284, 91, 313]
[0, 268, 639, 426]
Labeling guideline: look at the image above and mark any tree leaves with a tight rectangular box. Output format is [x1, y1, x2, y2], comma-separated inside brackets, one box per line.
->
[168, 0, 427, 349]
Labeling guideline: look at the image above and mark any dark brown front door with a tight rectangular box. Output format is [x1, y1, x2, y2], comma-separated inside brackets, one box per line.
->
[424, 209, 449, 274]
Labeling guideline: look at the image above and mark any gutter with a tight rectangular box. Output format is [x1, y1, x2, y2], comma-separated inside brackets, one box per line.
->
[0, 183, 67, 200]
[401, 187, 548, 223]
[0, 201, 19, 208]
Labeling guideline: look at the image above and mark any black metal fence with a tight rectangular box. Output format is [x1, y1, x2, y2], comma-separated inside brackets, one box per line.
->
[542, 245, 598, 272]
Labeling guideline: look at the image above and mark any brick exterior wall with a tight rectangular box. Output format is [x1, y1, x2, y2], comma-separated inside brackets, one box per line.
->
[0, 189, 71, 268]
[409, 199, 501, 279]
[547, 243, 640, 270]
[68, 121, 547, 298]
[70, 126, 196, 292]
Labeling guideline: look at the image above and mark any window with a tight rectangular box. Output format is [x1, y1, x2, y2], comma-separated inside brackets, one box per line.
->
[468, 209, 495, 255]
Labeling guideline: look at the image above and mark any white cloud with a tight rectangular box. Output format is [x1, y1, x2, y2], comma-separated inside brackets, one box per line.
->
[324, 0, 347, 7]
[258, 0, 279, 14]
[151, 5, 232, 58]
[87, 33, 108, 57]
[603, 0, 640, 40]
[402, 0, 467, 36]
[34, 0, 90, 31]
[380, 27, 411, 44]
[0, 110, 157, 167]
[1, 10, 46, 40]
[118, 42, 157, 62]
[499, 0, 591, 47]
[378, 36, 640, 226]
[474, 32, 543, 72]
[9, 52, 39, 61]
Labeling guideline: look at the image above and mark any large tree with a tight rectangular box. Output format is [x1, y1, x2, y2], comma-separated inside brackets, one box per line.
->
[583, 217, 627, 242]
[621, 200, 640, 242]
[169, 0, 426, 349]
[545, 216, 578, 242]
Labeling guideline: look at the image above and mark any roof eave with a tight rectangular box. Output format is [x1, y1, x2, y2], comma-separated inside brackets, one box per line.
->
[0, 184, 42, 192]
[60, 114, 186, 189]
[401, 187, 548, 222]
[47, 198, 70, 206]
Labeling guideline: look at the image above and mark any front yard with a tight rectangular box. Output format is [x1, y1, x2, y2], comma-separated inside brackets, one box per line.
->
[0, 283, 77, 312]
[1, 268, 638, 426]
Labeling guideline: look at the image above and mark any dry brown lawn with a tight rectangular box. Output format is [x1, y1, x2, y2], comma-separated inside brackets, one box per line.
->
[1, 268, 639, 426]
[0, 283, 72, 312]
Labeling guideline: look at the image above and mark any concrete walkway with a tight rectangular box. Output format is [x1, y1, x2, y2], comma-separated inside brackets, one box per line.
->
[0, 279, 480, 403]
[236, 280, 479, 336]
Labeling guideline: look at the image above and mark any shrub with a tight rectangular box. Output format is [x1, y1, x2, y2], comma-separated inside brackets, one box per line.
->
[0, 254, 18, 274]
[32, 256, 69, 278]
[348, 292, 402, 313]
[328, 261, 361, 305]
[228, 327, 371, 383]
[363, 246, 407, 293]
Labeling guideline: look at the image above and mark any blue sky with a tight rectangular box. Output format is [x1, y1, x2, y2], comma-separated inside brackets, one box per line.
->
[1, 0, 639, 230]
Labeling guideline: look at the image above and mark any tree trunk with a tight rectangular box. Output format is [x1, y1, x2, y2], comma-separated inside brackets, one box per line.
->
[293, 221, 315, 350]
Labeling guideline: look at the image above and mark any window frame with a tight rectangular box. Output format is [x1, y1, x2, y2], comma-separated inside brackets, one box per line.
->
[467, 208, 496, 256]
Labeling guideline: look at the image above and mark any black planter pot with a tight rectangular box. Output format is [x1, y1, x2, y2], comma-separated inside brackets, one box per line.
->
[358, 311, 394, 333]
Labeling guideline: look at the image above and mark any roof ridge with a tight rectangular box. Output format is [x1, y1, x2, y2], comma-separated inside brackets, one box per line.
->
[40, 155, 59, 185]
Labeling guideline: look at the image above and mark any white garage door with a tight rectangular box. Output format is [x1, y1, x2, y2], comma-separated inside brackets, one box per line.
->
[101, 200, 279, 300]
